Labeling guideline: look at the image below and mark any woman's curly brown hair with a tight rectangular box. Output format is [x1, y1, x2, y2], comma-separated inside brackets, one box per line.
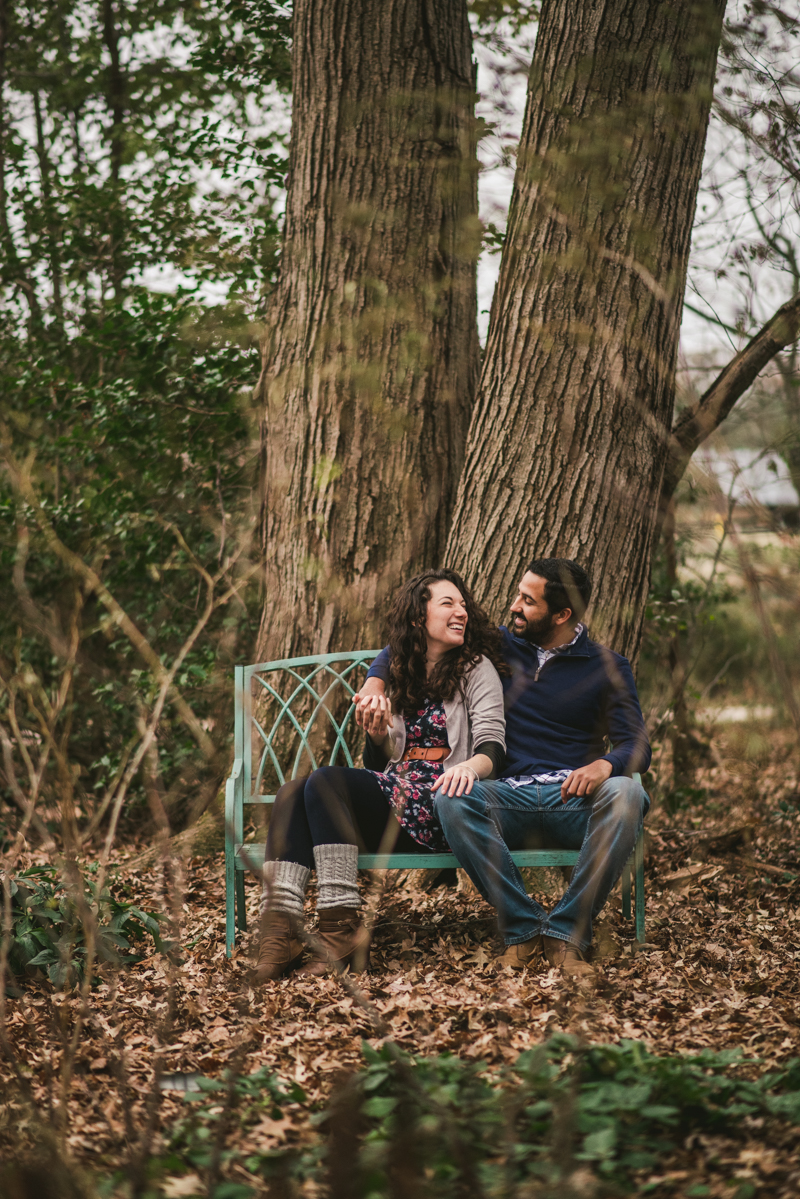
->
[386, 569, 509, 716]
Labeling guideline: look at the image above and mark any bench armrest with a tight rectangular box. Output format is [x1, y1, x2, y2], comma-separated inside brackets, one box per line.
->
[225, 758, 244, 835]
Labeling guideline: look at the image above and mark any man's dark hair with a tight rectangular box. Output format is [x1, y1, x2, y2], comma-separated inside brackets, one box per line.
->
[525, 559, 592, 621]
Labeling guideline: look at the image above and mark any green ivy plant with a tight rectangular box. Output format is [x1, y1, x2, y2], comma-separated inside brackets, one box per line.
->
[129, 1036, 800, 1199]
[3, 864, 167, 990]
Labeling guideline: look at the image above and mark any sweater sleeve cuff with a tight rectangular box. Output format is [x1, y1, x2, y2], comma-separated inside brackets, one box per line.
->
[475, 740, 505, 780]
[365, 646, 390, 682]
[363, 735, 390, 771]
[602, 753, 626, 778]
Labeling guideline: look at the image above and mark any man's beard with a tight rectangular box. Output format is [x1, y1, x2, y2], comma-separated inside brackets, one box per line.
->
[511, 611, 557, 646]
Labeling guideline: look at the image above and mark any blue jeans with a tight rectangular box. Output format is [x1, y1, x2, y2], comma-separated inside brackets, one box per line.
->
[433, 777, 649, 953]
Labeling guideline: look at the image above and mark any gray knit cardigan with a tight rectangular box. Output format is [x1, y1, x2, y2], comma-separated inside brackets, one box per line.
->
[384, 655, 506, 769]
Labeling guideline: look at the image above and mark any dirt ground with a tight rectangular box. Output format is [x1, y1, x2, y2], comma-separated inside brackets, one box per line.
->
[2, 724, 799, 1195]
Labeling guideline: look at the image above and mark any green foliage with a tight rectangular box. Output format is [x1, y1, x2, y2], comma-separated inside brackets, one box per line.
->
[639, 519, 800, 731]
[638, 527, 739, 770]
[0, 1, 291, 836]
[99, 1067, 312, 1199]
[136, 1036, 800, 1198]
[469, 0, 540, 38]
[0, 289, 262, 829]
[338, 1037, 800, 1195]
[3, 864, 166, 989]
[641, 539, 738, 685]
[167, 1068, 308, 1178]
[639, 531, 741, 804]
[0, 0, 290, 322]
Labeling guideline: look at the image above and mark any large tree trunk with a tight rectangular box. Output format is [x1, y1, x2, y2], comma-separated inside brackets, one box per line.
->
[445, 0, 725, 662]
[257, 0, 479, 660]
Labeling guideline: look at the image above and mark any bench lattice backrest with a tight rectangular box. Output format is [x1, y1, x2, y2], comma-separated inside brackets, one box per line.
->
[235, 651, 381, 804]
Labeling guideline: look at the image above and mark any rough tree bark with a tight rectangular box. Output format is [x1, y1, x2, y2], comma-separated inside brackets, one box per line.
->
[445, 0, 726, 662]
[257, 0, 479, 660]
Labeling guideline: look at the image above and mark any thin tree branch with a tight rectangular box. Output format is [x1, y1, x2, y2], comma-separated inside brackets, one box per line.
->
[0, 0, 42, 328]
[683, 298, 739, 338]
[30, 82, 64, 326]
[3, 453, 216, 760]
[662, 291, 800, 507]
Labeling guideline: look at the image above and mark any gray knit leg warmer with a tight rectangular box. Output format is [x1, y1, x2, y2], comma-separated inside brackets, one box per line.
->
[313, 843, 361, 910]
[260, 860, 311, 918]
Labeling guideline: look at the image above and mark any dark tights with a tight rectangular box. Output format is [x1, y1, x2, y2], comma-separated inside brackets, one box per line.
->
[265, 766, 423, 868]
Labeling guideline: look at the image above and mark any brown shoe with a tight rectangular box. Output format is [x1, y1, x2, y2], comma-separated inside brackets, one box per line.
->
[496, 935, 542, 969]
[542, 935, 594, 979]
[297, 906, 370, 977]
[253, 910, 304, 983]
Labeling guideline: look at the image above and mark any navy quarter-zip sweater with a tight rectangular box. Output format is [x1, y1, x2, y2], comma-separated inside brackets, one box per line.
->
[365, 625, 651, 779]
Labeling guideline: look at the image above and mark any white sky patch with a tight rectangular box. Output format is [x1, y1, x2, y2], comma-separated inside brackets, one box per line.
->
[474, 20, 534, 344]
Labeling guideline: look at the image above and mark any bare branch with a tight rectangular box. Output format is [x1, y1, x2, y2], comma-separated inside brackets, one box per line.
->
[0, 726, 53, 845]
[683, 298, 739, 338]
[2, 452, 216, 760]
[662, 291, 800, 506]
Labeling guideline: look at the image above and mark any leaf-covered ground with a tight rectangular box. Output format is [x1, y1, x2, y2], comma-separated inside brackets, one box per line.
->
[2, 725, 800, 1196]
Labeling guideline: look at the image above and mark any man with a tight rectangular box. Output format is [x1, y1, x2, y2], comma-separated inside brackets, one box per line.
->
[356, 558, 650, 978]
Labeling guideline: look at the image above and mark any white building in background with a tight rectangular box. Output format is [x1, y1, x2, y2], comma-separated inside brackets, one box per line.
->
[691, 448, 800, 512]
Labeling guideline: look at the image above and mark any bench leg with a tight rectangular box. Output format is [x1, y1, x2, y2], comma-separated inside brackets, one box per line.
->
[225, 848, 236, 958]
[621, 861, 631, 920]
[236, 871, 247, 933]
[634, 827, 645, 944]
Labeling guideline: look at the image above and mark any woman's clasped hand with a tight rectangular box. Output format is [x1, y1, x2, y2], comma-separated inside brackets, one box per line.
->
[354, 691, 393, 740]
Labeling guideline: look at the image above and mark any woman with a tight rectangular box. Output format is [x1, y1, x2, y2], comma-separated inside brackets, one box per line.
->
[255, 569, 507, 981]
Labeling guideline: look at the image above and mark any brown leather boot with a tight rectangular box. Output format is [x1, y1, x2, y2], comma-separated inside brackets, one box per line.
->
[496, 935, 542, 969]
[542, 934, 594, 980]
[253, 910, 304, 983]
[297, 906, 370, 977]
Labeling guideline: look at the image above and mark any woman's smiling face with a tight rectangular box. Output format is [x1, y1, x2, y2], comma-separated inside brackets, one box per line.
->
[424, 580, 468, 657]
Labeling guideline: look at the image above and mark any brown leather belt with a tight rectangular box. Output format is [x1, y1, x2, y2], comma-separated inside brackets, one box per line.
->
[402, 746, 448, 762]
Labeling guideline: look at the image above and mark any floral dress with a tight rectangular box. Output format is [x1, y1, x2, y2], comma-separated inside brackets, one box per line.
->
[368, 699, 450, 851]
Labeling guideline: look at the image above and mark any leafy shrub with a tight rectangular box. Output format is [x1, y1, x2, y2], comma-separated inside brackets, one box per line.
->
[140, 1036, 800, 1198]
[3, 864, 166, 989]
[168, 1069, 310, 1182]
[0, 0, 290, 842]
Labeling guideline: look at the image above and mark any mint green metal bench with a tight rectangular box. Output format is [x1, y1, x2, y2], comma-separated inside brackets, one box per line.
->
[224, 652, 646, 956]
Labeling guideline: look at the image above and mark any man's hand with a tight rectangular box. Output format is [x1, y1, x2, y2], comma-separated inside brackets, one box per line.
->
[354, 685, 392, 740]
[354, 677, 385, 706]
[560, 758, 613, 801]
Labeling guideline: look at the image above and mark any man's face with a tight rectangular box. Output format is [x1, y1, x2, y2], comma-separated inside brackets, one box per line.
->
[509, 572, 558, 644]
